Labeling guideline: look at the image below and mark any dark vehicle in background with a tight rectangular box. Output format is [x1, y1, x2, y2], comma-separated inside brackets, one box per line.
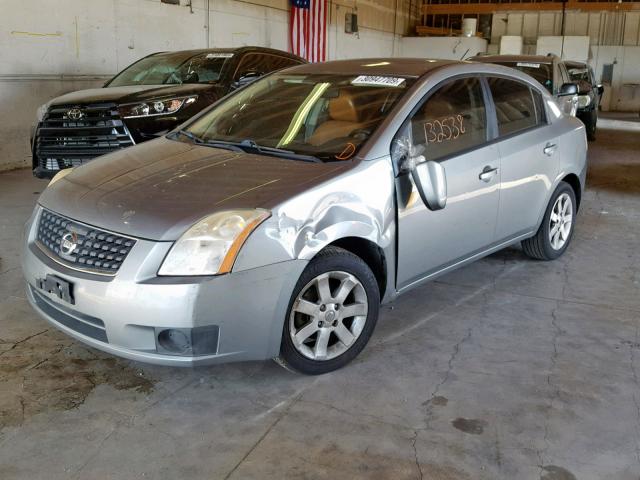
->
[469, 54, 579, 117]
[31, 46, 305, 178]
[564, 60, 603, 141]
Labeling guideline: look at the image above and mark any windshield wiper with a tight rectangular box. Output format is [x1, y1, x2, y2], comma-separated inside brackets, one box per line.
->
[171, 131, 244, 152]
[171, 130, 204, 143]
[230, 139, 322, 163]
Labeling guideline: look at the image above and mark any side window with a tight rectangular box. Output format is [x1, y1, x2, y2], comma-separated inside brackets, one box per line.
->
[531, 88, 547, 126]
[234, 53, 267, 79]
[488, 77, 538, 136]
[410, 78, 487, 161]
[271, 56, 304, 71]
[234, 54, 299, 80]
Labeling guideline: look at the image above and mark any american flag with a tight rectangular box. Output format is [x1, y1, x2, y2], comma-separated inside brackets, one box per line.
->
[290, 0, 327, 63]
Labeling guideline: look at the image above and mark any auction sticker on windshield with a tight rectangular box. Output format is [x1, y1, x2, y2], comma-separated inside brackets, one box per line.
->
[207, 53, 234, 59]
[352, 76, 406, 87]
[516, 62, 541, 68]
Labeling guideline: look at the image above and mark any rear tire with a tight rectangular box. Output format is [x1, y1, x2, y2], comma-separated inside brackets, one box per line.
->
[277, 246, 380, 375]
[522, 182, 577, 261]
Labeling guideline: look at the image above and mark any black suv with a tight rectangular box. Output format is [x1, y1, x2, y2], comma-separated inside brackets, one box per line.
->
[32, 46, 305, 178]
[564, 61, 603, 141]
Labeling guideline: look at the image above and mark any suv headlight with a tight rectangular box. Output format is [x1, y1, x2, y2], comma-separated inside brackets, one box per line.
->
[119, 96, 197, 119]
[158, 209, 270, 276]
[577, 94, 591, 108]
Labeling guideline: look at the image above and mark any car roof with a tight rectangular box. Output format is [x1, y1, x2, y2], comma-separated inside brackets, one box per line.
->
[283, 58, 460, 78]
[470, 54, 558, 64]
[149, 46, 304, 61]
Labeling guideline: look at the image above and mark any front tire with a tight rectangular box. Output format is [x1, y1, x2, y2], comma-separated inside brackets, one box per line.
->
[522, 182, 577, 261]
[277, 246, 380, 375]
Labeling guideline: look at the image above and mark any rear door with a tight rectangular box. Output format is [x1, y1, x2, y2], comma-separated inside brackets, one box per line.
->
[486, 76, 558, 241]
[395, 77, 501, 289]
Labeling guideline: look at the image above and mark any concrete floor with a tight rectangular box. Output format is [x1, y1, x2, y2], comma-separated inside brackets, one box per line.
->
[1, 113, 639, 480]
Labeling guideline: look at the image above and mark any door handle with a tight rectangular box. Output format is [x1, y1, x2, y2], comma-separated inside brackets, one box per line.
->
[479, 165, 499, 182]
[543, 143, 557, 156]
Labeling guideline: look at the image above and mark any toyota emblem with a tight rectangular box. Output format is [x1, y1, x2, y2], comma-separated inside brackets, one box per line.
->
[66, 108, 84, 120]
[60, 231, 78, 255]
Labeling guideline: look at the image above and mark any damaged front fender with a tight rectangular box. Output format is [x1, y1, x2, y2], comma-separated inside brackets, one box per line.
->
[233, 157, 398, 300]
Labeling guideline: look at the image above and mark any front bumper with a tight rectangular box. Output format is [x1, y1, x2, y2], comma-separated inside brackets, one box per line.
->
[22, 212, 307, 367]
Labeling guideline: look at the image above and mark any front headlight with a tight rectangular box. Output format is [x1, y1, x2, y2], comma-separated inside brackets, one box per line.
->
[577, 94, 591, 109]
[158, 209, 271, 276]
[48, 168, 74, 186]
[36, 102, 50, 123]
[119, 96, 197, 119]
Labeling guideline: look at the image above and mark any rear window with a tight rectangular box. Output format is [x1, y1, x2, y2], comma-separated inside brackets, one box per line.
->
[496, 62, 553, 93]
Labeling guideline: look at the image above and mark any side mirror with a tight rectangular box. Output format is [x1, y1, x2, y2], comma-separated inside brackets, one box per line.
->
[410, 157, 447, 211]
[232, 71, 263, 90]
[559, 82, 578, 97]
[596, 84, 604, 96]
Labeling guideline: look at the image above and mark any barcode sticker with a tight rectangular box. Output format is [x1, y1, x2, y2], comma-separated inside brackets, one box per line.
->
[351, 75, 406, 87]
[516, 62, 541, 68]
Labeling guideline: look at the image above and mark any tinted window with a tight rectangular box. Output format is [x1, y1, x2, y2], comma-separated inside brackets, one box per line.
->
[496, 62, 553, 93]
[410, 78, 487, 161]
[234, 53, 301, 79]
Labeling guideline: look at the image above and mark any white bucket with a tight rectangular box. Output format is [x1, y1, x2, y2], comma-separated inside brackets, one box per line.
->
[462, 18, 477, 37]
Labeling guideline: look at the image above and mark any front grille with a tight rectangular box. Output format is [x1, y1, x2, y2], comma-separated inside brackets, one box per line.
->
[35, 103, 135, 172]
[36, 209, 136, 275]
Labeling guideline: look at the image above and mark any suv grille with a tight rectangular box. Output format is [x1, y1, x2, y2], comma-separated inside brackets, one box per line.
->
[36, 209, 136, 275]
[35, 103, 135, 172]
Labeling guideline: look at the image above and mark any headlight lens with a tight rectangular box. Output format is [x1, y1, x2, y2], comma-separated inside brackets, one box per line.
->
[48, 168, 74, 186]
[119, 96, 197, 119]
[577, 94, 591, 109]
[36, 102, 50, 123]
[158, 209, 270, 276]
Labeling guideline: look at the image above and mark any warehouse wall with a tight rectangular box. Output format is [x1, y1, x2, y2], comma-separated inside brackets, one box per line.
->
[0, 0, 418, 172]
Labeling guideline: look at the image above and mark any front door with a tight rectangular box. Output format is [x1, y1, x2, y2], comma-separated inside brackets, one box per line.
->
[395, 77, 501, 290]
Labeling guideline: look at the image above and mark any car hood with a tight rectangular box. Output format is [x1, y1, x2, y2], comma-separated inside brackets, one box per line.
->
[38, 138, 352, 241]
[48, 84, 215, 106]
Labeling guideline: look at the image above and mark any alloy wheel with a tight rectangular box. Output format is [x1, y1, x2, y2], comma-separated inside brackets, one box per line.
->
[289, 271, 368, 361]
[549, 192, 573, 250]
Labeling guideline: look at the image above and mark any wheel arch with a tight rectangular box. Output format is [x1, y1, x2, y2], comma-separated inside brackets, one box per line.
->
[561, 173, 582, 210]
[320, 237, 388, 302]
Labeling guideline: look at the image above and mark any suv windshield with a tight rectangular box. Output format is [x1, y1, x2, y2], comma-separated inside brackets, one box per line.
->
[497, 62, 553, 93]
[108, 51, 232, 87]
[182, 73, 415, 161]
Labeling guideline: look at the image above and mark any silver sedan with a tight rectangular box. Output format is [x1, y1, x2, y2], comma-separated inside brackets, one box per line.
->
[22, 58, 587, 374]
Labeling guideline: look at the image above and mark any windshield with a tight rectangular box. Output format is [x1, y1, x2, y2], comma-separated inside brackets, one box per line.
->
[108, 51, 232, 87]
[182, 73, 415, 161]
[497, 62, 553, 93]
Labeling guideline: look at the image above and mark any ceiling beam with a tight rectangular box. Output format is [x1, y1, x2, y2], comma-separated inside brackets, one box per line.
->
[421, 2, 640, 15]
